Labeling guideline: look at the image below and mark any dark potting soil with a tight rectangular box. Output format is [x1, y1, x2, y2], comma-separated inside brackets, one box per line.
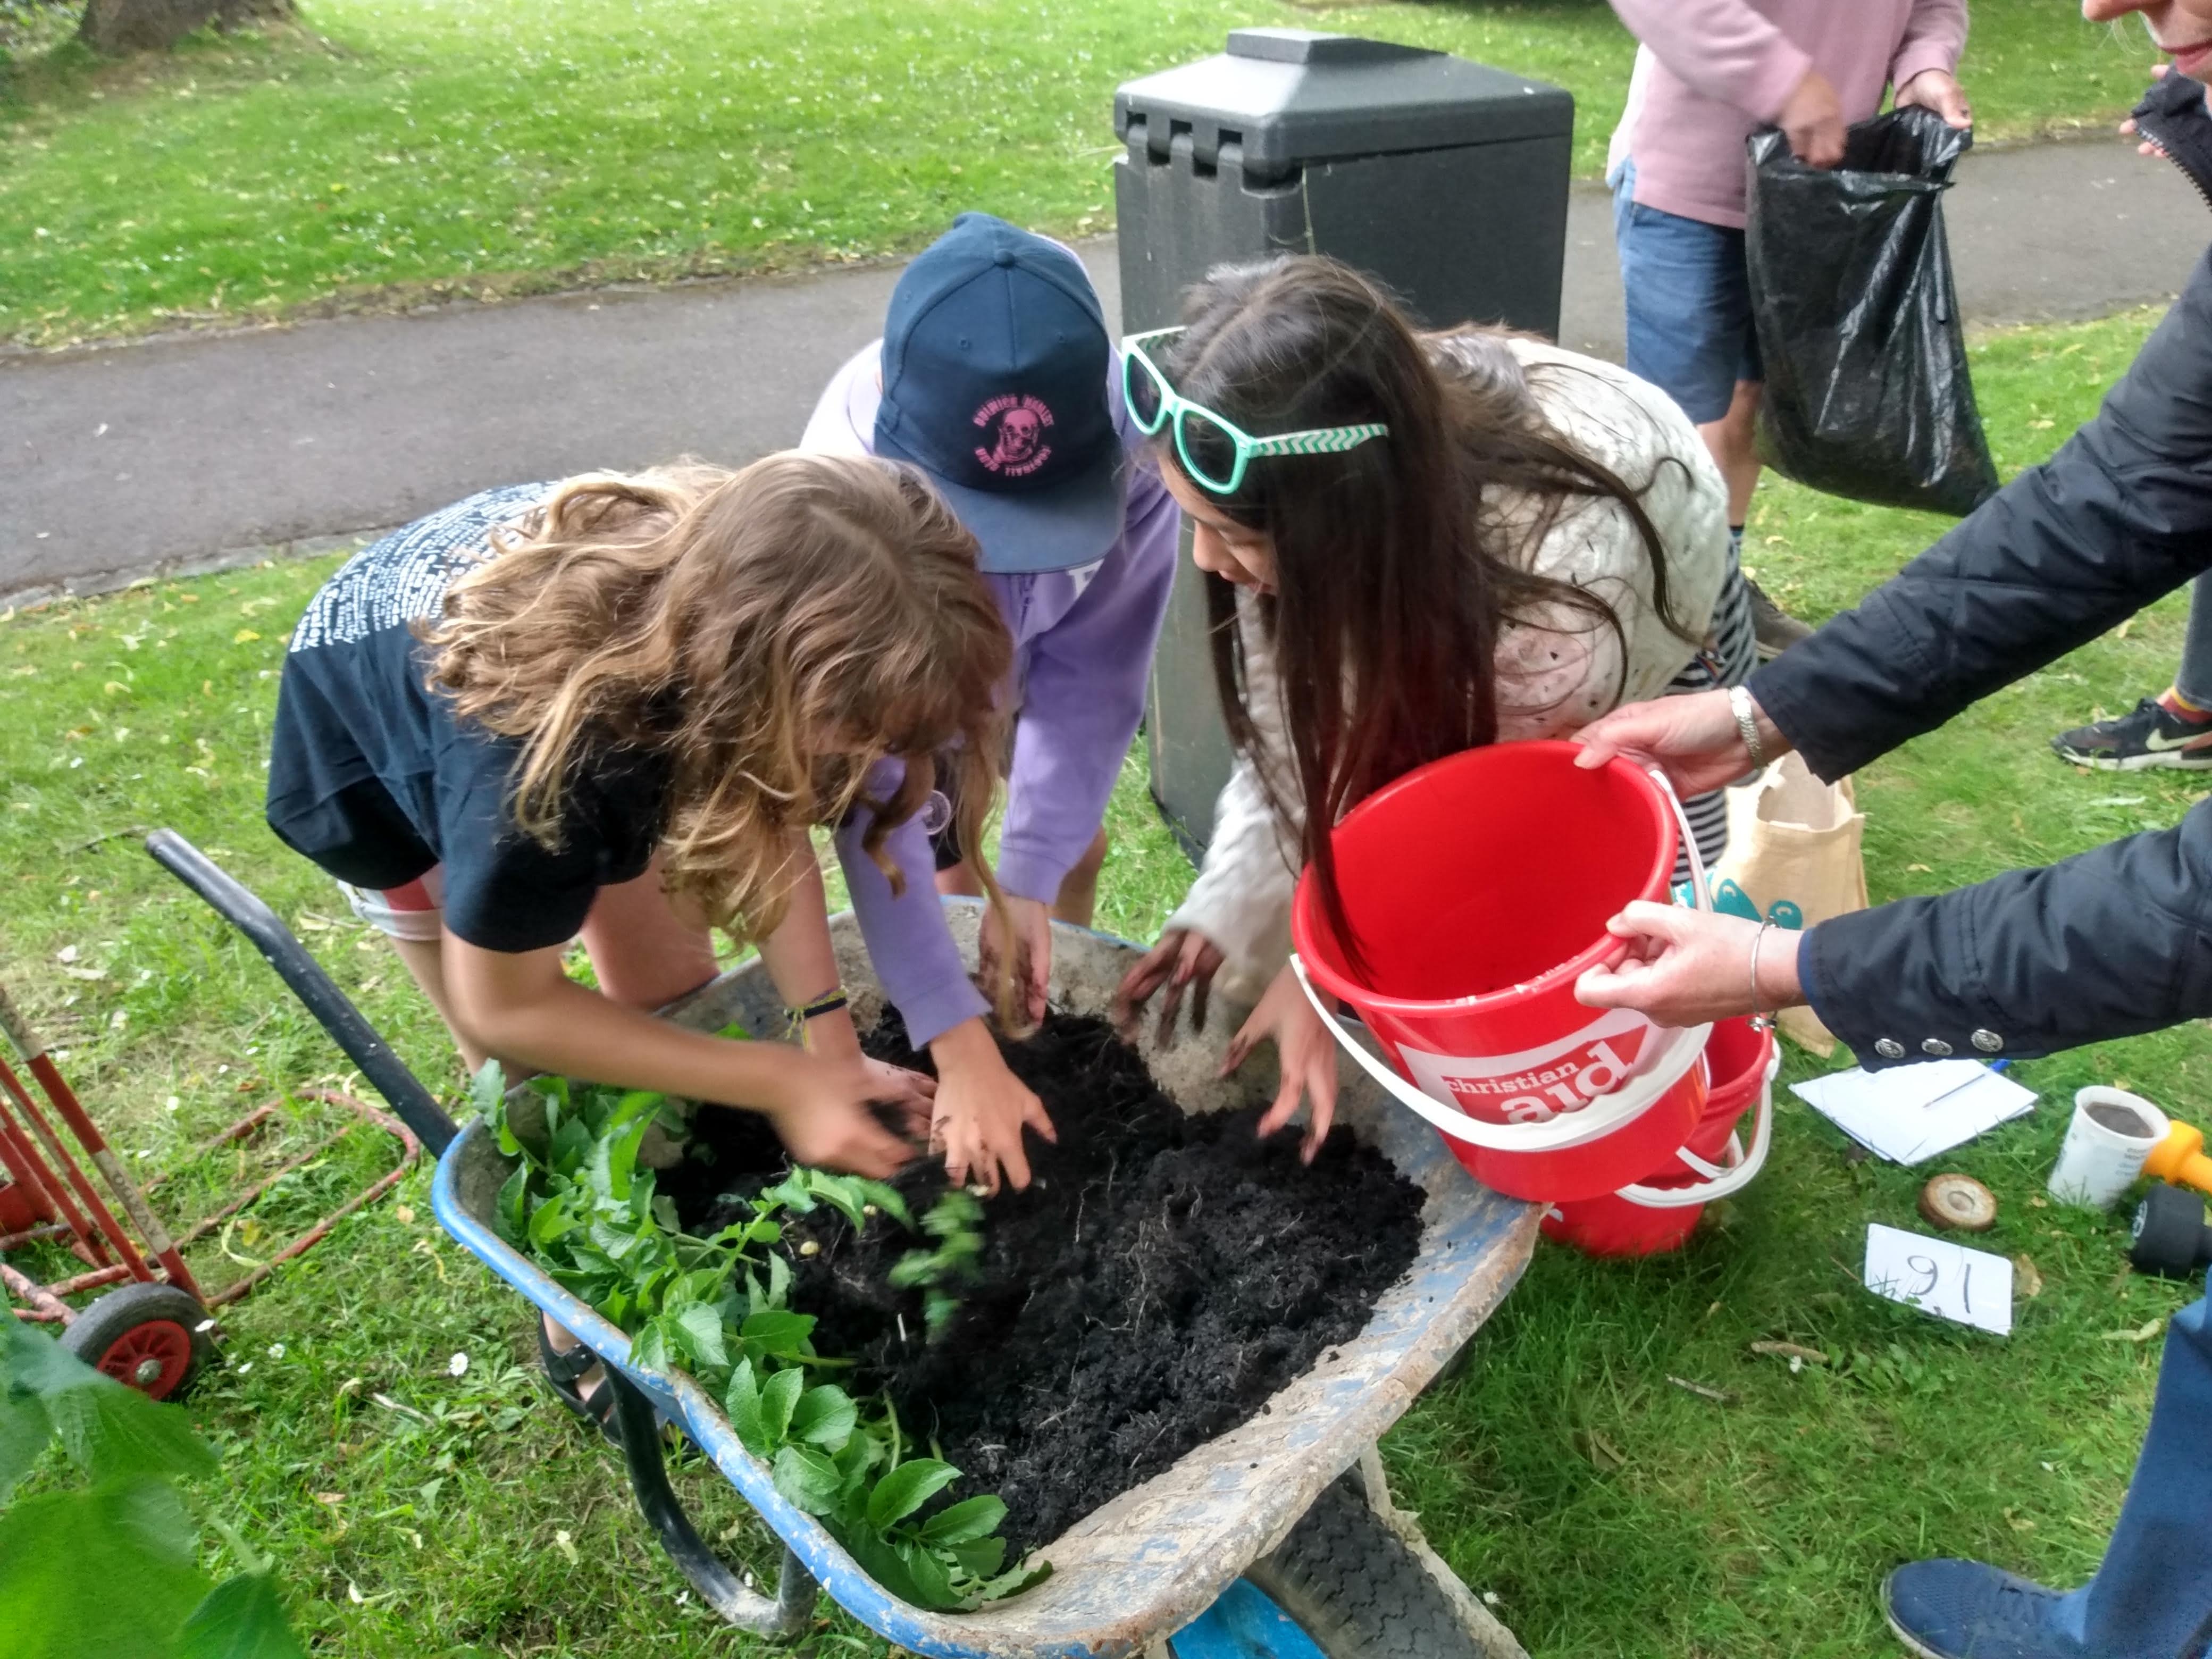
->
[661, 1011, 1423, 1554]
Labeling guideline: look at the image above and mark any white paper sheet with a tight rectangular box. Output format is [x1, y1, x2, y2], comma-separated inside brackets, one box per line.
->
[1863, 1223, 2014, 1336]
[1789, 1060, 2036, 1165]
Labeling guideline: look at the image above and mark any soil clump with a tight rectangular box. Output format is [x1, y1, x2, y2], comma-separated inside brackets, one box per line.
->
[662, 1012, 1423, 1553]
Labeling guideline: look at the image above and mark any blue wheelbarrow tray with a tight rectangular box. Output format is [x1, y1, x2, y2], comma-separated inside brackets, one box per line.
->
[433, 903, 1538, 1658]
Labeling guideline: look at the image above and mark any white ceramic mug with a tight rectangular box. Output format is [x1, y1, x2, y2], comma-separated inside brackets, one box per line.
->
[2048, 1087, 2172, 1210]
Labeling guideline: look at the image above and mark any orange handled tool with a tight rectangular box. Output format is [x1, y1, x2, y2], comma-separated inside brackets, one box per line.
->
[2143, 1121, 2212, 1196]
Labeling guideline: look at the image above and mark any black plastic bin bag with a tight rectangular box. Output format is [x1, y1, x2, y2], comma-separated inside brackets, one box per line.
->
[1744, 107, 1999, 517]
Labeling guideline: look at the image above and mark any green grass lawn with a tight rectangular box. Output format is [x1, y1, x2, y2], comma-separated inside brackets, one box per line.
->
[0, 0, 2165, 347]
[3, 303, 2207, 1655]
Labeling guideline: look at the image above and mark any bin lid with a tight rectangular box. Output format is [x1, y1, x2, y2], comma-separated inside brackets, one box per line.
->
[1115, 29, 1573, 181]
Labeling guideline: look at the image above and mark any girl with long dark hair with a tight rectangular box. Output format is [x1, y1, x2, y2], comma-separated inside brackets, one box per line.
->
[1112, 256, 1748, 1154]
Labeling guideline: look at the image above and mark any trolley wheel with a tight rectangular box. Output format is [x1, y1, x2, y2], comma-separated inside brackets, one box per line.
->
[60, 1281, 214, 1402]
[1218, 1478, 1518, 1659]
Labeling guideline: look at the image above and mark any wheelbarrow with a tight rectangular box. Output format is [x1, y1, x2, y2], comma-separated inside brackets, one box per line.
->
[148, 828, 1541, 1659]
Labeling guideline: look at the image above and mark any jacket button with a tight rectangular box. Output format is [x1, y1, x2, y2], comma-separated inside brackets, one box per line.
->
[1875, 1038, 1905, 1060]
[1971, 1029, 2003, 1053]
[1922, 1038, 1954, 1057]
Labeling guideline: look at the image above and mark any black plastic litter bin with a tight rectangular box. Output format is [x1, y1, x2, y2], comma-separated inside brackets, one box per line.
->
[1116, 29, 1574, 858]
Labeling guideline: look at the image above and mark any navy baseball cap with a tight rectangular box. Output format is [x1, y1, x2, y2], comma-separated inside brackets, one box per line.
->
[874, 214, 1125, 575]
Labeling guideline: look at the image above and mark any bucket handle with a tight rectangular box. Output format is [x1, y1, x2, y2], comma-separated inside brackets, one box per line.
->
[1612, 1044, 1781, 1208]
[1288, 955, 1710, 1152]
[1651, 764, 1714, 918]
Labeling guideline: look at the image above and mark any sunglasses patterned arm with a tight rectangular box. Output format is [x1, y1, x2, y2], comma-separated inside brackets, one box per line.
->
[1119, 326, 1388, 496]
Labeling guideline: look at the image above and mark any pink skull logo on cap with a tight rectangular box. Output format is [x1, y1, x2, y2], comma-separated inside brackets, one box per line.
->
[973, 394, 1055, 478]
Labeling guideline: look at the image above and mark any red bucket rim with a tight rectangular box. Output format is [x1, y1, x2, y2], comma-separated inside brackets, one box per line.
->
[1291, 741, 1677, 1016]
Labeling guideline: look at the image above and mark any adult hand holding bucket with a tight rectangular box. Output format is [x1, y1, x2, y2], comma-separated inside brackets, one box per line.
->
[1288, 741, 1721, 1204]
[1569, 687, 1812, 1030]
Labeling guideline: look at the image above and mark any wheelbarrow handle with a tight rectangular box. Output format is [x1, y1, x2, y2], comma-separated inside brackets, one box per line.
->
[145, 830, 458, 1157]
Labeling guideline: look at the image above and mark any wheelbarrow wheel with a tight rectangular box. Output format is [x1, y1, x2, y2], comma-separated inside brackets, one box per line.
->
[60, 1281, 215, 1402]
[1238, 1478, 1514, 1659]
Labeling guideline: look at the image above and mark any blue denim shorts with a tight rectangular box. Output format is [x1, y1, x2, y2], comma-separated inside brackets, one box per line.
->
[1611, 162, 1762, 425]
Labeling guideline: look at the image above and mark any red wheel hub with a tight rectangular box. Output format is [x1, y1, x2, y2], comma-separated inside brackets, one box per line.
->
[95, 1319, 194, 1399]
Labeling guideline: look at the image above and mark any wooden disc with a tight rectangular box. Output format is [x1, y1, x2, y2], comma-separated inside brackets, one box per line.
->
[1919, 1173, 1998, 1233]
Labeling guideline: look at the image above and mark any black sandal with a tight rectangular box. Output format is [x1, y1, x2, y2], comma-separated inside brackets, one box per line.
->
[538, 1324, 622, 1446]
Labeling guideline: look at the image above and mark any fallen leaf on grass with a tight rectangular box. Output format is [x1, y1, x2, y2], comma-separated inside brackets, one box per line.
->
[233, 628, 262, 643]
[1580, 1430, 1627, 1470]
[314, 1492, 345, 1506]
[2102, 1319, 2165, 1343]
[2014, 1255, 2043, 1298]
[554, 1528, 580, 1565]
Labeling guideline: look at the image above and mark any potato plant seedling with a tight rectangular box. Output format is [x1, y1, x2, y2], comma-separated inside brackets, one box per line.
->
[476, 1060, 1044, 1611]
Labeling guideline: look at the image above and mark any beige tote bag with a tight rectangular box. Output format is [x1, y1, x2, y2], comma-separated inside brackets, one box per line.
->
[1710, 754, 1867, 1057]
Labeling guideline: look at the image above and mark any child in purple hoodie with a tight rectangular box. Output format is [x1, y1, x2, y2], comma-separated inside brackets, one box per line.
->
[802, 214, 1179, 1028]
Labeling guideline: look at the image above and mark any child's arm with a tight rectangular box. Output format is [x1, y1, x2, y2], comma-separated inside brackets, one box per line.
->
[755, 835, 934, 1133]
[440, 934, 913, 1176]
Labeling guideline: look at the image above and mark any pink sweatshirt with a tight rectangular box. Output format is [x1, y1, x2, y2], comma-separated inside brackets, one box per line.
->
[1609, 0, 1968, 229]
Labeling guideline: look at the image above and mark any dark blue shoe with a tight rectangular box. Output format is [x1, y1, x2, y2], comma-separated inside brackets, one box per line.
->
[1883, 1560, 2088, 1658]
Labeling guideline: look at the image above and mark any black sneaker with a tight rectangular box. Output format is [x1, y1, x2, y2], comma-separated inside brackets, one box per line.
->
[2050, 697, 2212, 769]
[1747, 579, 1814, 659]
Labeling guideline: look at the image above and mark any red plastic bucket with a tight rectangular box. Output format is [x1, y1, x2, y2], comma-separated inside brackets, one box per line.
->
[1543, 1017, 1779, 1256]
[1290, 741, 1713, 1204]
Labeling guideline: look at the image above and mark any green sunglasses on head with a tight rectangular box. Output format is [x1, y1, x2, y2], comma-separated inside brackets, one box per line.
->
[1120, 326, 1388, 496]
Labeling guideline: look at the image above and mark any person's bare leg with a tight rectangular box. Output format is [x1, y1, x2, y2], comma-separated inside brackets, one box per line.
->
[1698, 379, 1764, 525]
[544, 854, 718, 1414]
[385, 932, 490, 1074]
[935, 859, 985, 898]
[577, 853, 719, 1012]
[1051, 827, 1110, 928]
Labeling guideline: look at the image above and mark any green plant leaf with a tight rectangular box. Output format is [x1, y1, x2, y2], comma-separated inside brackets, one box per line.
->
[0, 1477, 210, 1659]
[0, 1393, 49, 1506]
[770, 1443, 843, 1515]
[842, 1527, 926, 1605]
[739, 1309, 816, 1361]
[758, 1365, 803, 1446]
[866, 1457, 960, 1529]
[16, 1328, 217, 1487]
[175, 1571, 310, 1659]
[759, 1171, 817, 1214]
[526, 1194, 576, 1248]
[917, 1493, 1005, 1545]
[898, 1538, 958, 1609]
[789, 1384, 857, 1450]
[852, 1178, 914, 1230]
[493, 1164, 530, 1245]
[949, 1534, 1007, 1578]
[631, 1322, 671, 1377]
[886, 1251, 936, 1289]
[968, 1555, 1053, 1606]
[471, 1060, 508, 1129]
[675, 1305, 727, 1370]
[725, 1359, 767, 1457]
[767, 1250, 792, 1309]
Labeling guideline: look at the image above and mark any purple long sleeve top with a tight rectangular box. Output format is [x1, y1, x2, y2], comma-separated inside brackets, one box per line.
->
[809, 341, 1180, 1048]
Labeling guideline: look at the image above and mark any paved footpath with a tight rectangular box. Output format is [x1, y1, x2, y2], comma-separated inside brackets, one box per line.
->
[6, 136, 2207, 605]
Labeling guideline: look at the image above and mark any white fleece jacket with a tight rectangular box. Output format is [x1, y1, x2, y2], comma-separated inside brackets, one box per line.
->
[1163, 334, 1731, 1004]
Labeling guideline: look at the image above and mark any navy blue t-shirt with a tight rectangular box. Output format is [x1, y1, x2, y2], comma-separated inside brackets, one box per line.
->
[265, 484, 672, 953]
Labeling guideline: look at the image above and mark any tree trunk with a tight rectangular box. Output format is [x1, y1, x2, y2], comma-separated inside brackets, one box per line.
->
[78, 0, 220, 53]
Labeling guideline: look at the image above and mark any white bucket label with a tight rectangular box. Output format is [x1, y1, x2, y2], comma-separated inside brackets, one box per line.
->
[1394, 1008, 1657, 1125]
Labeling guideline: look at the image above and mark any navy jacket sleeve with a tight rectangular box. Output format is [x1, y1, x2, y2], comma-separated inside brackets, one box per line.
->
[1751, 245, 2212, 784]
[1800, 801, 2212, 1065]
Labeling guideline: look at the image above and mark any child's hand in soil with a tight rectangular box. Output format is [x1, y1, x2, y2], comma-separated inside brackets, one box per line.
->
[1222, 962, 1337, 1164]
[978, 895, 1052, 1035]
[766, 1052, 928, 1178]
[1113, 928, 1226, 1046]
[929, 1017, 1057, 1195]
